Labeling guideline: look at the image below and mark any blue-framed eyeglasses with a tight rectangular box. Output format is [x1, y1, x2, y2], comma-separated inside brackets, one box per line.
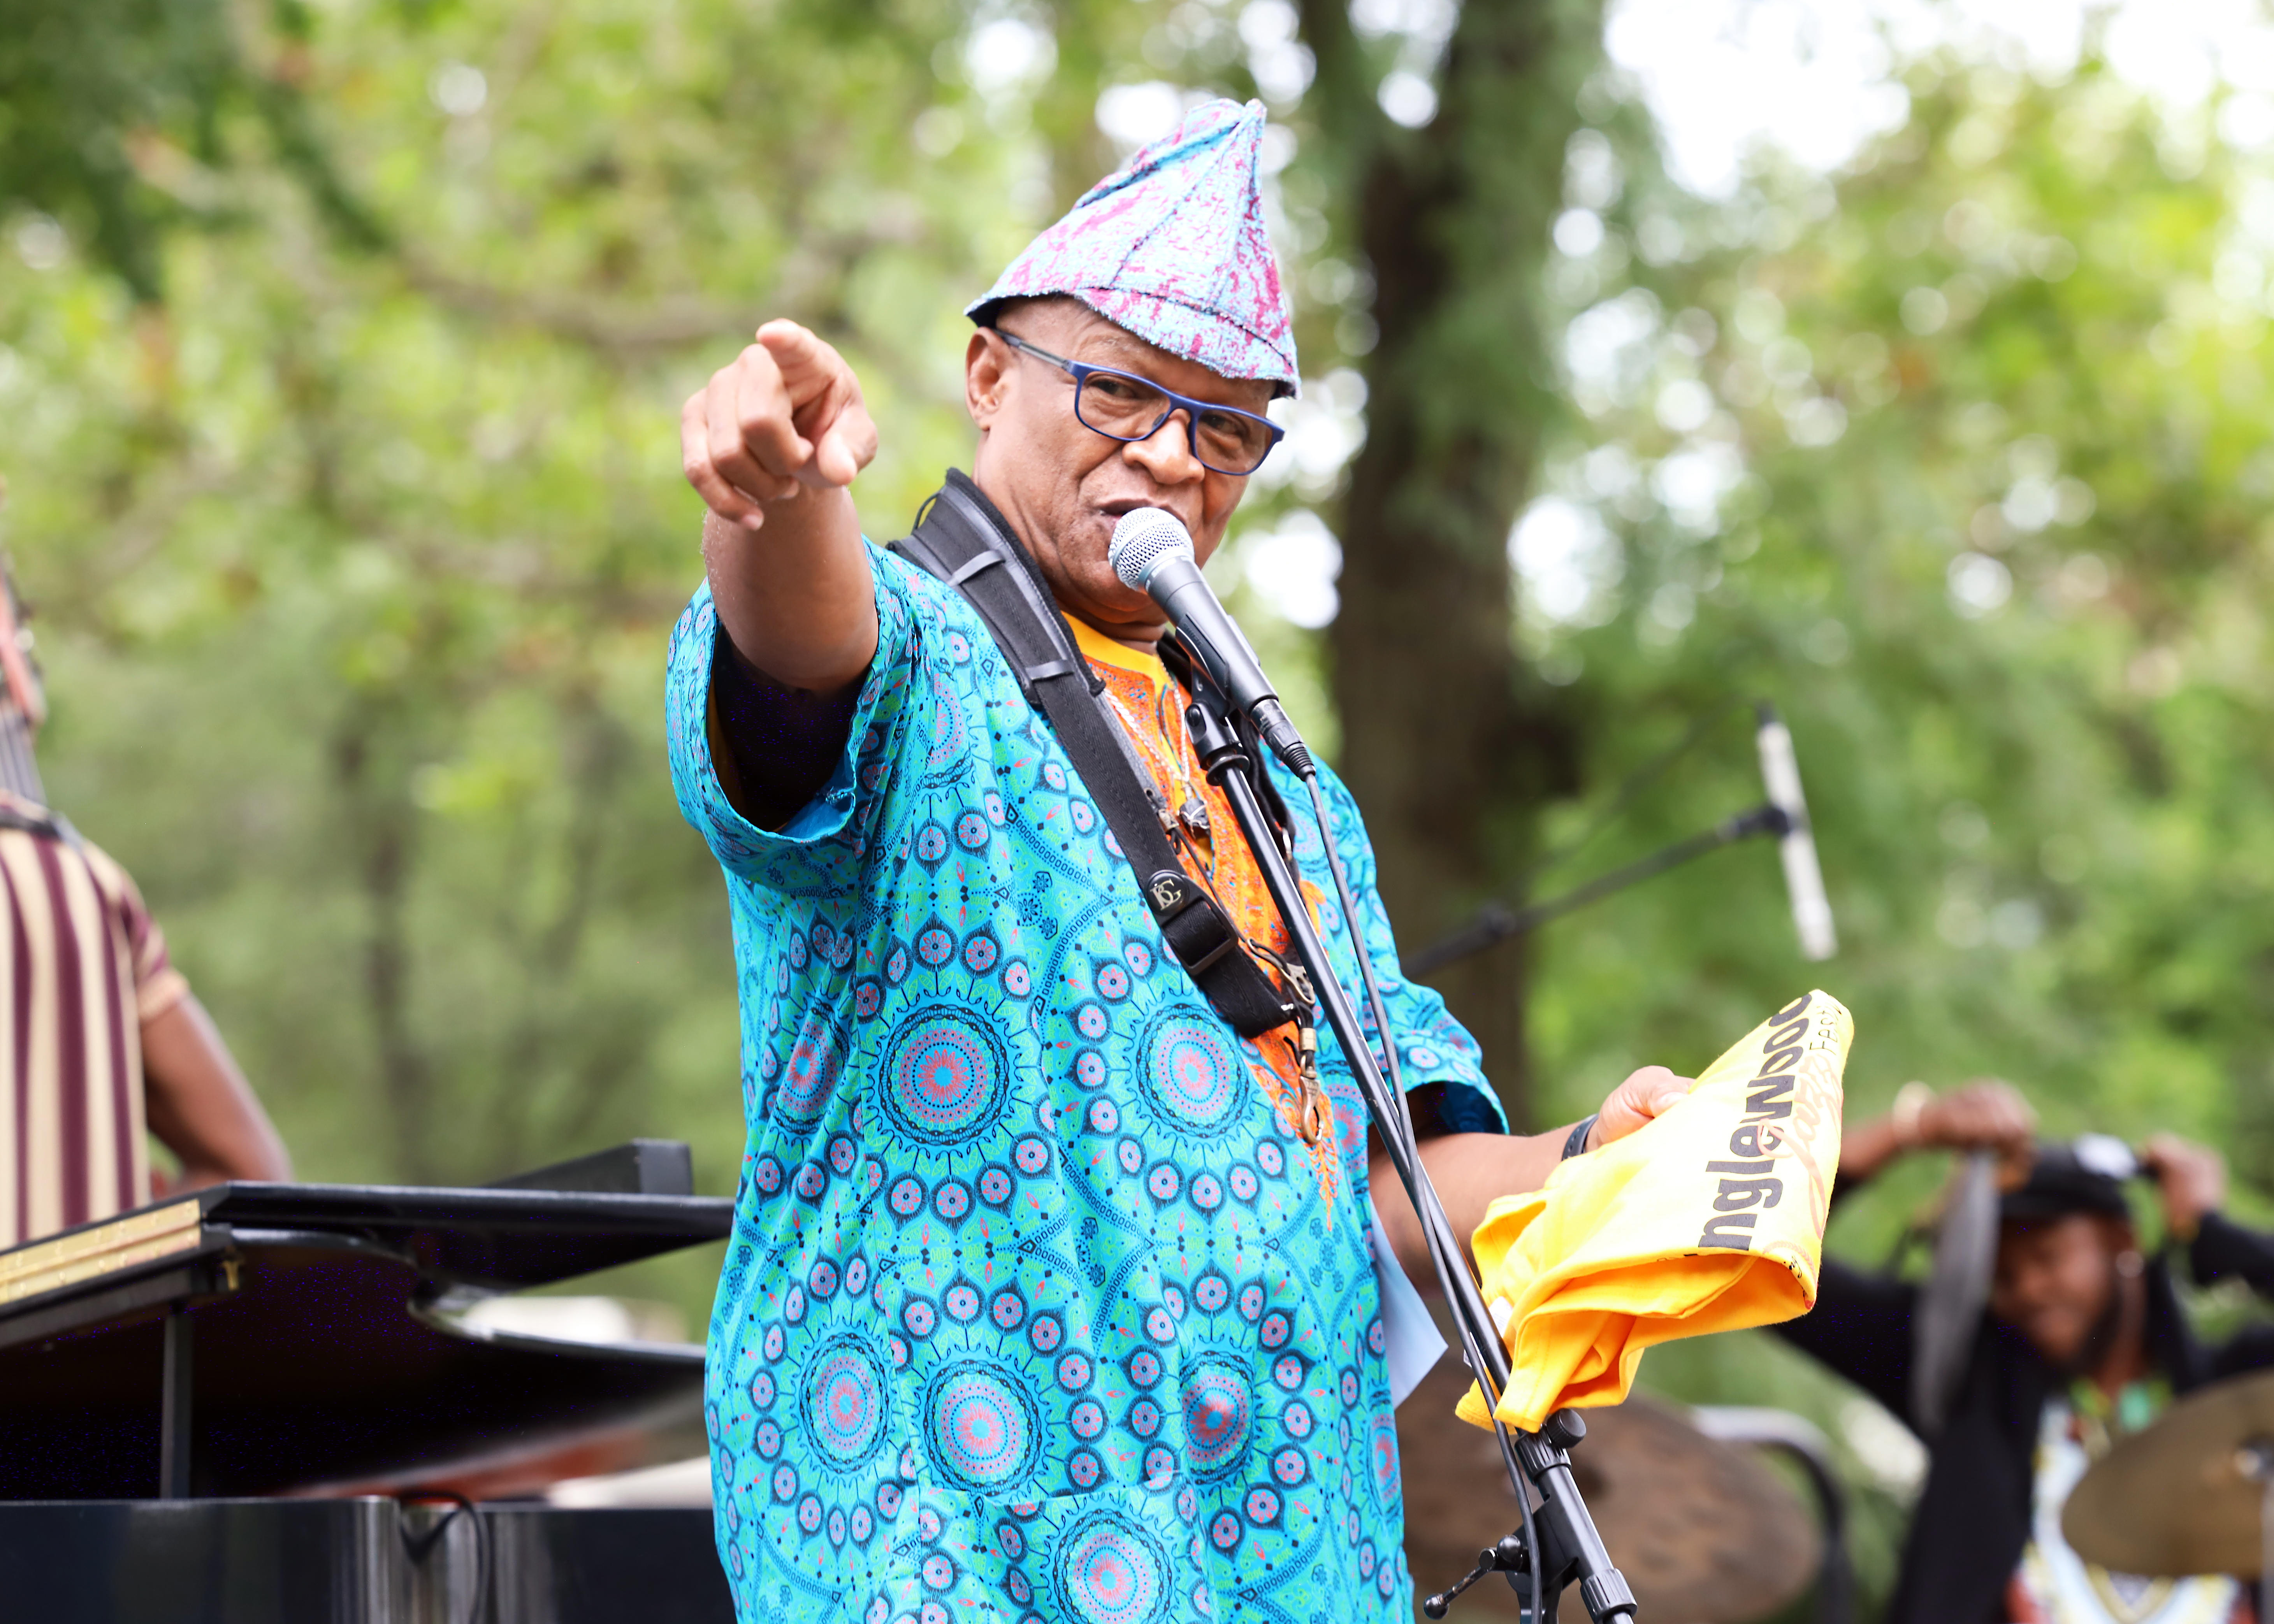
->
[995, 330, 1285, 477]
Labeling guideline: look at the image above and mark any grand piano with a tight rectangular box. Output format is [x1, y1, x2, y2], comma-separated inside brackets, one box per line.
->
[0, 1140, 736, 1623]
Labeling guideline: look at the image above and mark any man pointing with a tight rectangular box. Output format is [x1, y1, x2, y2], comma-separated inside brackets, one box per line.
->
[673, 100, 1685, 1623]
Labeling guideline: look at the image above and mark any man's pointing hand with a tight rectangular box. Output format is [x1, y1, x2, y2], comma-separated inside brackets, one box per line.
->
[682, 321, 879, 531]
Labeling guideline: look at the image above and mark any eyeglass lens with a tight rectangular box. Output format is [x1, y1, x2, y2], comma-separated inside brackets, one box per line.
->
[1074, 370, 1275, 473]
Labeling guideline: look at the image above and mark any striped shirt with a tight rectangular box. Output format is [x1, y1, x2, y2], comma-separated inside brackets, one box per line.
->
[0, 795, 189, 1250]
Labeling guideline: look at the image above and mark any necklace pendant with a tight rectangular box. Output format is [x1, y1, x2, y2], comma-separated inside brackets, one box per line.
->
[1177, 795, 1210, 835]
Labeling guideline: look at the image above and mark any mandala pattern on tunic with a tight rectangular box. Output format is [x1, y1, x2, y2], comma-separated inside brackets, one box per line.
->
[666, 545, 1496, 1624]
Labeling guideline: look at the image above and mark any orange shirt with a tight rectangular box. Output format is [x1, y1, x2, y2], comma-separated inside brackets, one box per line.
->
[1069, 619, 1339, 1191]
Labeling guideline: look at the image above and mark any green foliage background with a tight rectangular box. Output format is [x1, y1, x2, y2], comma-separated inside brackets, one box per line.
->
[11, 1, 2274, 1613]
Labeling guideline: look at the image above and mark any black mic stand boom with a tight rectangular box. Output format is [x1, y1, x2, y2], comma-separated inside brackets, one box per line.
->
[1409, 804, 1796, 978]
[1179, 676, 1637, 1624]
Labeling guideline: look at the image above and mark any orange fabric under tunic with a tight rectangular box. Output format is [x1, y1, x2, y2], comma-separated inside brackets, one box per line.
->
[1068, 617, 1341, 1191]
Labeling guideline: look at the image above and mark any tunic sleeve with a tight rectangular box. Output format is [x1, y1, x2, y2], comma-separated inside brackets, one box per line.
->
[666, 543, 922, 892]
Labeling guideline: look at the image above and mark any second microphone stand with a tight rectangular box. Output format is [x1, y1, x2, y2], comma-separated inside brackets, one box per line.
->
[1180, 676, 1637, 1624]
[1408, 804, 1794, 976]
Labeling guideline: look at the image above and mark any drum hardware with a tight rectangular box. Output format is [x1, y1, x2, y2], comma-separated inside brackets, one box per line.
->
[2237, 1436, 2274, 1624]
[397, 1490, 490, 1624]
[1689, 1406, 1851, 1624]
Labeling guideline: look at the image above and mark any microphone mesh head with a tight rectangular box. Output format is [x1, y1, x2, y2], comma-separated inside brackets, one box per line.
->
[1109, 508, 1195, 591]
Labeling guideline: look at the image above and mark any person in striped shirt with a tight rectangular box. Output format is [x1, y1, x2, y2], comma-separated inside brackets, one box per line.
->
[0, 500, 288, 1250]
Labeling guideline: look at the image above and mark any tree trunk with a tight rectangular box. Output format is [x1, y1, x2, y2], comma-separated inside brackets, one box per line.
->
[333, 702, 437, 1182]
[1300, 0, 1596, 1125]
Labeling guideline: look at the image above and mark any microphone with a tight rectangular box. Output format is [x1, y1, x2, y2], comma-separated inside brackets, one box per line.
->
[1109, 509, 1314, 776]
[1754, 702, 1837, 961]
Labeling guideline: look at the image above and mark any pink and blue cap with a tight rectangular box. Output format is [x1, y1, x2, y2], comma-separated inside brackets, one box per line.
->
[967, 98, 1300, 398]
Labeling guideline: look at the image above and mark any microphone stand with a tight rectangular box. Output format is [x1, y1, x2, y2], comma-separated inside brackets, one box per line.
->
[1180, 677, 1637, 1624]
[1408, 804, 1794, 978]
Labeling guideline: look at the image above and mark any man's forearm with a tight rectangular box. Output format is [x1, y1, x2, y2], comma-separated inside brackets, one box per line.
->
[1835, 1083, 2037, 1189]
[702, 492, 878, 693]
[141, 996, 291, 1186]
[1366, 1128, 1578, 1294]
[1836, 1113, 1906, 1186]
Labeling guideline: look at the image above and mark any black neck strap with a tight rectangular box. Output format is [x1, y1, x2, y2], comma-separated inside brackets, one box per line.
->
[893, 472, 1292, 1039]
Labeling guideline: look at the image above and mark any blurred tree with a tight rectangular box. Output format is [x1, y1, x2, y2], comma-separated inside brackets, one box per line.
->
[1298, 0, 1596, 1122]
[0, 0, 1595, 1201]
[0, 0, 1071, 1197]
[20, 1, 2274, 1607]
[0, 0, 379, 302]
[1493, 54, 2274, 1608]
[1516, 52, 2274, 1179]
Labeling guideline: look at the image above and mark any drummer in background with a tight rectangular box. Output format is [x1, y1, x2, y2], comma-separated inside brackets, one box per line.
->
[0, 485, 289, 1249]
[1778, 1080, 2268, 1624]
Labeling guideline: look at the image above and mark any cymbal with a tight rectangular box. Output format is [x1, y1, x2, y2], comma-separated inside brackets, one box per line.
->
[1397, 1360, 1819, 1623]
[2064, 1369, 2274, 1577]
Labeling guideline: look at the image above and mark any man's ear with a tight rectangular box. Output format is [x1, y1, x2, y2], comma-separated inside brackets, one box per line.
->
[967, 329, 1010, 428]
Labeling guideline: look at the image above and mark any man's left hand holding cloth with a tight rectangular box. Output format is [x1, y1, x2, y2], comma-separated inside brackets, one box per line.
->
[670, 101, 1712, 1624]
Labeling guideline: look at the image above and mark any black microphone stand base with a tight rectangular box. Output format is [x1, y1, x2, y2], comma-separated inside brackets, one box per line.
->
[1417, 1409, 1640, 1624]
[1425, 1534, 1530, 1620]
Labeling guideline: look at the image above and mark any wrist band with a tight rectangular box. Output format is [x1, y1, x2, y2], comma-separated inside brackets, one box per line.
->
[1891, 1081, 1934, 1148]
[1562, 1113, 1600, 1161]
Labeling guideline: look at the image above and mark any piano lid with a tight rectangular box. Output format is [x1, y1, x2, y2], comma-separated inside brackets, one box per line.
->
[0, 1150, 733, 1501]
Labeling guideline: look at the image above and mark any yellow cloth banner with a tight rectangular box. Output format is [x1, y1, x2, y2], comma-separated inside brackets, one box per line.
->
[1457, 990, 1850, 1434]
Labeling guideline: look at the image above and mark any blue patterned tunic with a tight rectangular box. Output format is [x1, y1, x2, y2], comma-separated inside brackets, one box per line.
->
[666, 544, 1497, 1624]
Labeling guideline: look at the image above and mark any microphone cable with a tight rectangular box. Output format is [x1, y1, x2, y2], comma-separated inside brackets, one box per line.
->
[1298, 767, 1545, 1622]
[1301, 774, 1410, 1118]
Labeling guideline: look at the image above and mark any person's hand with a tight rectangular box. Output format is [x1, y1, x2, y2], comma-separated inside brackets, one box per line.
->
[1914, 1080, 2037, 1183]
[682, 320, 879, 531]
[1587, 1066, 1695, 1152]
[2142, 1134, 2226, 1242]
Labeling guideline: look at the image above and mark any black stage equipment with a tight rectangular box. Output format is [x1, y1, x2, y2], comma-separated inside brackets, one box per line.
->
[1411, 701, 1838, 976]
[0, 1145, 736, 1622]
[1112, 511, 1638, 1623]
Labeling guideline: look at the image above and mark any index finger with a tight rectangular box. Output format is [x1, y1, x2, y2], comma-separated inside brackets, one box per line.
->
[756, 320, 852, 399]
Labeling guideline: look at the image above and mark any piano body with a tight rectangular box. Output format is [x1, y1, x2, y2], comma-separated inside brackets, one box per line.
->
[0, 1140, 736, 1622]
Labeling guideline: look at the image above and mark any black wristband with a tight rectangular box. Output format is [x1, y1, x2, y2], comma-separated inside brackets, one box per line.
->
[1562, 1113, 1599, 1161]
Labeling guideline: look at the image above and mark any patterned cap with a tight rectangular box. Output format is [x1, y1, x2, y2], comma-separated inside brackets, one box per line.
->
[967, 98, 1300, 397]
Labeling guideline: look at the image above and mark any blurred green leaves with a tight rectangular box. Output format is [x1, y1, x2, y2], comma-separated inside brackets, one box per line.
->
[0, 0, 384, 300]
[1512, 55, 2274, 1223]
[0, 0, 1390, 1221]
[17, 13, 2274, 1590]
[0, 0, 1078, 1198]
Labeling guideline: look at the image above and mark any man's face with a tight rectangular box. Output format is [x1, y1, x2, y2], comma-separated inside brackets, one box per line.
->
[965, 298, 1276, 643]
[1990, 1213, 2124, 1366]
